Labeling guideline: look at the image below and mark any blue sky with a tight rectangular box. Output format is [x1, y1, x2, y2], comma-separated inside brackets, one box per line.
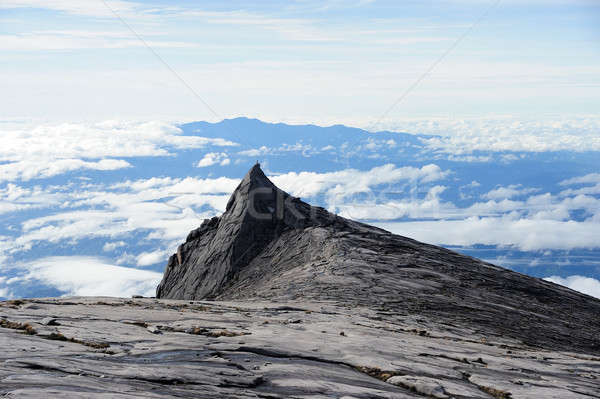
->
[1, 0, 599, 122]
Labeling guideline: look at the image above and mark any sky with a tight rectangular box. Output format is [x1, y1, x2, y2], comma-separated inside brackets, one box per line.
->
[1, 0, 599, 124]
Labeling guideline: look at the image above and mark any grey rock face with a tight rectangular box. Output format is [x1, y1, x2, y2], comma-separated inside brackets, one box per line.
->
[1, 297, 599, 398]
[40, 317, 59, 326]
[3, 164, 599, 398]
[156, 163, 337, 300]
[157, 164, 600, 356]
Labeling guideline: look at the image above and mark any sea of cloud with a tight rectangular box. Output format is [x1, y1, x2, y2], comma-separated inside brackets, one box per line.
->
[267, 114, 600, 153]
[0, 120, 237, 182]
[13, 256, 163, 298]
[1, 118, 599, 299]
[543, 275, 600, 299]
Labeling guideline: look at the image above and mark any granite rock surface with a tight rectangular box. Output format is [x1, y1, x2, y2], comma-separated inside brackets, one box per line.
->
[157, 164, 600, 356]
[1, 297, 599, 398]
[2, 164, 599, 397]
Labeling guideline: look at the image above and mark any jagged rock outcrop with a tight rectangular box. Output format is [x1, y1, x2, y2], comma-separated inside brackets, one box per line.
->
[157, 164, 600, 356]
[156, 163, 346, 300]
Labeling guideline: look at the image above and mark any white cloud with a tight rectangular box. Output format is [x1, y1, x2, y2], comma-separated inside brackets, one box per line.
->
[371, 116, 600, 153]
[0, 163, 449, 278]
[355, 137, 397, 152]
[0, 0, 139, 18]
[7, 175, 238, 254]
[444, 154, 493, 163]
[337, 185, 447, 221]
[13, 202, 193, 251]
[0, 121, 223, 160]
[15, 256, 163, 297]
[560, 173, 600, 186]
[110, 175, 238, 194]
[288, 0, 376, 12]
[196, 152, 230, 167]
[0, 31, 192, 52]
[482, 185, 539, 200]
[0, 121, 237, 182]
[0, 2, 369, 47]
[238, 143, 316, 157]
[0, 201, 32, 215]
[102, 241, 126, 252]
[559, 173, 600, 197]
[175, 9, 347, 43]
[135, 248, 173, 267]
[238, 146, 271, 157]
[544, 275, 600, 299]
[223, 115, 597, 163]
[375, 218, 600, 251]
[459, 180, 480, 200]
[169, 136, 238, 150]
[4, 157, 599, 262]
[558, 173, 600, 200]
[561, 184, 600, 197]
[313, 167, 600, 250]
[272, 163, 450, 200]
[433, 190, 600, 222]
[0, 158, 130, 182]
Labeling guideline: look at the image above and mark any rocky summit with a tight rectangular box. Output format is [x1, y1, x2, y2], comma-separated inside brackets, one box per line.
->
[2, 163, 599, 398]
[158, 163, 599, 356]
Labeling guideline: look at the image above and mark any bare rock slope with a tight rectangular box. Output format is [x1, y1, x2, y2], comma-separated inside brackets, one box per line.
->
[2, 164, 599, 398]
[2, 297, 600, 398]
[158, 163, 600, 356]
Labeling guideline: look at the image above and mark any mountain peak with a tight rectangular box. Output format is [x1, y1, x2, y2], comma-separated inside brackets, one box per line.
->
[225, 162, 276, 212]
[224, 163, 312, 223]
[156, 164, 600, 356]
[156, 164, 329, 300]
[245, 161, 266, 181]
[248, 161, 264, 176]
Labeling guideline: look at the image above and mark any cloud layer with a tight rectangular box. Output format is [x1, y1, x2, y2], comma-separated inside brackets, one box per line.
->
[0, 121, 237, 182]
[376, 218, 600, 252]
[375, 116, 600, 153]
[544, 275, 600, 300]
[1, 118, 599, 300]
[13, 256, 163, 298]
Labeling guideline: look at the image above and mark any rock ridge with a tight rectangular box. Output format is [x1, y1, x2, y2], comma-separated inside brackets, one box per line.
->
[156, 164, 600, 355]
[156, 163, 349, 300]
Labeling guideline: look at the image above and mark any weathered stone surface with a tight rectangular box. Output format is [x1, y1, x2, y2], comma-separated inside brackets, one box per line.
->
[40, 317, 59, 326]
[1, 297, 598, 398]
[387, 376, 447, 398]
[157, 164, 600, 356]
[146, 325, 160, 334]
[3, 164, 600, 397]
